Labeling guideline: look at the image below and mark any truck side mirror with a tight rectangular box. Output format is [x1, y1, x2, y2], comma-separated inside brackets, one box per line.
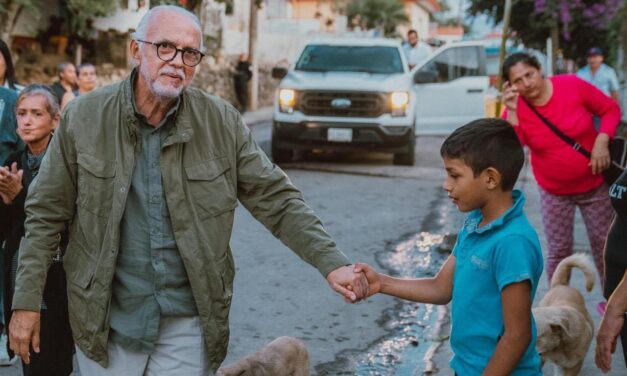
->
[272, 67, 288, 79]
[414, 70, 438, 84]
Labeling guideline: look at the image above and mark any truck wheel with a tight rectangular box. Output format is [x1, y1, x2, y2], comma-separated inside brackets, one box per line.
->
[272, 143, 293, 164]
[393, 134, 415, 166]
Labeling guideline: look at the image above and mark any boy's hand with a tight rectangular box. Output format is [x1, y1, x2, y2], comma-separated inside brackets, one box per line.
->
[353, 263, 381, 297]
[326, 265, 368, 303]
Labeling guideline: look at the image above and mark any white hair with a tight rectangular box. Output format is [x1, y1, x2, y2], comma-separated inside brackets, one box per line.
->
[132, 5, 204, 50]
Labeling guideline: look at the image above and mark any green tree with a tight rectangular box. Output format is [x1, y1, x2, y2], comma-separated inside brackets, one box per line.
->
[467, 0, 625, 64]
[0, 0, 40, 42]
[65, 0, 118, 38]
[346, 0, 409, 37]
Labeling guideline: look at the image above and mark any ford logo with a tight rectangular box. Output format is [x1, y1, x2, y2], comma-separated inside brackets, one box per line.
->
[331, 98, 352, 109]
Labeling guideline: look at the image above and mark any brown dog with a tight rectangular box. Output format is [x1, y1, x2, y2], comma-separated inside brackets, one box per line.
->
[533, 253, 595, 376]
[217, 336, 309, 376]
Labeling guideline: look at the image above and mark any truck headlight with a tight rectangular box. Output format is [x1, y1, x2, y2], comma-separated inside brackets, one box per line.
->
[390, 91, 409, 117]
[279, 89, 297, 113]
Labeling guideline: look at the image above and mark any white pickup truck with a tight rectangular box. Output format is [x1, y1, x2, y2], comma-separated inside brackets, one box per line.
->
[271, 39, 489, 165]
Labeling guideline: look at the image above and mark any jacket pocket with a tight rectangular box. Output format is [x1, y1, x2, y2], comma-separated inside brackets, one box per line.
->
[64, 241, 98, 289]
[185, 156, 237, 219]
[76, 153, 116, 217]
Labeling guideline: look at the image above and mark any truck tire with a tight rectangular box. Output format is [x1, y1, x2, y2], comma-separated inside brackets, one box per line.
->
[393, 134, 415, 166]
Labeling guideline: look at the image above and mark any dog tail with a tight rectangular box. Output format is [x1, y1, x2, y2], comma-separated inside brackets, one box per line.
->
[550, 253, 595, 292]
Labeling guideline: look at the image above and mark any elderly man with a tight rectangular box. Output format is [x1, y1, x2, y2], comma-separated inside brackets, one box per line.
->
[50, 62, 77, 104]
[8, 5, 367, 375]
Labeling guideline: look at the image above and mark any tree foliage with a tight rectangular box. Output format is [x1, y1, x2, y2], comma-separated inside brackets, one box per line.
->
[65, 0, 118, 38]
[0, 0, 40, 41]
[346, 0, 409, 37]
[467, 0, 625, 62]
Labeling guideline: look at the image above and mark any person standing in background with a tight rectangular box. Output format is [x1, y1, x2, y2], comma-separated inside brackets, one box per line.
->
[60, 63, 98, 109]
[233, 54, 251, 112]
[0, 39, 23, 92]
[50, 62, 78, 104]
[0, 84, 74, 375]
[501, 52, 620, 285]
[402, 29, 431, 70]
[577, 47, 620, 103]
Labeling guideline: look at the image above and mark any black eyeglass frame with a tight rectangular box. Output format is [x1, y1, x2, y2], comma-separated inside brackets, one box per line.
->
[135, 39, 205, 67]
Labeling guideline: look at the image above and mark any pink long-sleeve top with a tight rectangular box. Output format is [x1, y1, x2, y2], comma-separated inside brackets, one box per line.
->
[505, 75, 621, 195]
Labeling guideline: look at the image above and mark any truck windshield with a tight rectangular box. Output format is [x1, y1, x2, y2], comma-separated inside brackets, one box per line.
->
[295, 45, 404, 74]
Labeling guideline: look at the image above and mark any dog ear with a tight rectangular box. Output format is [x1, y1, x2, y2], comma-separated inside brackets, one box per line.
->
[549, 315, 573, 342]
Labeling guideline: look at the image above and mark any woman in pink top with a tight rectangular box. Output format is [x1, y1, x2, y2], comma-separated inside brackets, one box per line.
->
[502, 52, 621, 283]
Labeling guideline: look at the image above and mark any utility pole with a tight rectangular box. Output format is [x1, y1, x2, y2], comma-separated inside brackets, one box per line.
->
[457, 0, 465, 26]
[248, 0, 259, 111]
[495, 0, 512, 117]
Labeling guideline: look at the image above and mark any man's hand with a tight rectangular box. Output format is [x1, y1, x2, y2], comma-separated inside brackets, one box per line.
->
[353, 263, 381, 298]
[9, 310, 41, 364]
[326, 265, 368, 303]
[595, 308, 624, 373]
[0, 162, 24, 204]
[590, 133, 610, 175]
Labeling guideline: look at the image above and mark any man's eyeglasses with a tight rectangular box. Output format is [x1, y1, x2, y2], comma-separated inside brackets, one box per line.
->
[135, 39, 205, 67]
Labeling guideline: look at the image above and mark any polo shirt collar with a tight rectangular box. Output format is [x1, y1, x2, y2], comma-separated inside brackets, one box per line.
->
[464, 189, 525, 234]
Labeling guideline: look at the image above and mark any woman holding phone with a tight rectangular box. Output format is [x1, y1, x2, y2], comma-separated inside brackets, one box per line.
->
[501, 52, 621, 290]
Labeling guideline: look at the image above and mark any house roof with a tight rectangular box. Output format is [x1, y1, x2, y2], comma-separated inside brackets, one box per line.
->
[436, 26, 464, 36]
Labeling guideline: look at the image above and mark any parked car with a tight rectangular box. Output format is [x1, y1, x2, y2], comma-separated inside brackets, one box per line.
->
[271, 38, 416, 165]
[411, 40, 489, 134]
[271, 39, 490, 165]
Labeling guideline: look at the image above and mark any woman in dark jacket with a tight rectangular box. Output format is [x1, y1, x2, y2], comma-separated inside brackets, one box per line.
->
[0, 84, 73, 376]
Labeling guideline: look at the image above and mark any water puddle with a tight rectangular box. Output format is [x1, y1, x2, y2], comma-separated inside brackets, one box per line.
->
[316, 192, 463, 375]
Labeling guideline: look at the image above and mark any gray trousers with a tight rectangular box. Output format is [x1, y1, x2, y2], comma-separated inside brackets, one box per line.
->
[76, 316, 212, 376]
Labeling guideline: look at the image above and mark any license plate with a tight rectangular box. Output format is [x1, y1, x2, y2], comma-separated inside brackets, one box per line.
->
[327, 128, 352, 142]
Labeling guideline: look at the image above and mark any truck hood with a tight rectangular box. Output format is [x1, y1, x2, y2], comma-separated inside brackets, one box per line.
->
[279, 70, 412, 93]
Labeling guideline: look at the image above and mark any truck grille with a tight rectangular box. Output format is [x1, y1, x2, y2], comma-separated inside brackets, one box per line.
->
[299, 91, 387, 117]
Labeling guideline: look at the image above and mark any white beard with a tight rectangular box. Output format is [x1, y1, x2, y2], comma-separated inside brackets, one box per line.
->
[140, 63, 187, 100]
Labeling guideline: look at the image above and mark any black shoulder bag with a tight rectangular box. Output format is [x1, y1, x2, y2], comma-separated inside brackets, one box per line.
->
[522, 97, 627, 185]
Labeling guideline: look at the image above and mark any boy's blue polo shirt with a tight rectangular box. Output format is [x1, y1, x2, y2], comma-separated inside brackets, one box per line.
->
[450, 190, 543, 375]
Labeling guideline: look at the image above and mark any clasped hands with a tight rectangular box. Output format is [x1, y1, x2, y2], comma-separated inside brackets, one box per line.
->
[0, 162, 23, 205]
[326, 263, 379, 303]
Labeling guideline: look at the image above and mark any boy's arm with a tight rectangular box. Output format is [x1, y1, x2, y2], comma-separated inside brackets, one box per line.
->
[355, 255, 455, 304]
[482, 281, 532, 376]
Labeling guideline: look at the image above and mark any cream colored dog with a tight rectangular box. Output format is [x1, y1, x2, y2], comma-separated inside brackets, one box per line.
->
[533, 253, 595, 376]
[217, 336, 309, 376]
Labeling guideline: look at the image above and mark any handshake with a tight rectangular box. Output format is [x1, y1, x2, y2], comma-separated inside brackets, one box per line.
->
[325, 263, 380, 303]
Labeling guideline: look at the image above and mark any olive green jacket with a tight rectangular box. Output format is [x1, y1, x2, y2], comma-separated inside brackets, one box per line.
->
[12, 72, 350, 370]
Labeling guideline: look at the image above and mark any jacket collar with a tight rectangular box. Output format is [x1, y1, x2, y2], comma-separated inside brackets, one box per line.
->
[121, 68, 194, 145]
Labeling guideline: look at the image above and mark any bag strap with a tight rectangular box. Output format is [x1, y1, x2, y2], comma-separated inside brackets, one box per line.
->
[521, 97, 591, 159]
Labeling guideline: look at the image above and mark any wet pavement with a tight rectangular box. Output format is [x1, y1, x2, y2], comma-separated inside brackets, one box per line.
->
[317, 194, 462, 375]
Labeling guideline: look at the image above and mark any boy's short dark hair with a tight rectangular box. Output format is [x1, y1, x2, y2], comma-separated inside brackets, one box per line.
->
[440, 118, 524, 191]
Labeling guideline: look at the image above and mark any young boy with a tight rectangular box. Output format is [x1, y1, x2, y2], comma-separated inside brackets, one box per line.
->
[356, 118, 543, 375]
